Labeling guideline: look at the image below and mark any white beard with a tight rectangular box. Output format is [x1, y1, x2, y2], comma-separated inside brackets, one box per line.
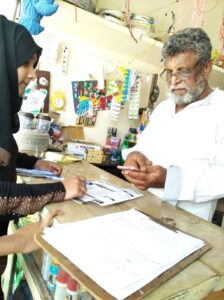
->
[168, 75, 207, 105]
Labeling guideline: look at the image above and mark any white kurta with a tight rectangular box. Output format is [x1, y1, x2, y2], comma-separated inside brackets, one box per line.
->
[123, 88, 224, 221]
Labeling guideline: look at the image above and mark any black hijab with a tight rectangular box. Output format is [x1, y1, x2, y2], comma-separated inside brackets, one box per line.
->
[0, 15, 42, 166]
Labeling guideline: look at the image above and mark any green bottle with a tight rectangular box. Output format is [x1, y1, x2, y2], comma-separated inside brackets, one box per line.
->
[119, 134, 129, 164]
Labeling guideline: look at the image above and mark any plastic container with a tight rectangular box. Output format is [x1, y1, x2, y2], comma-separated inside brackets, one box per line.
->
[119, 134, 130, 163]
[54, 270, 68, 300]
[65, 275, 79, 300]
[47, 260, 60, 291]
[19, 112, 34, 129]
[41, 251, 51, 281]
[36, 114, 51, 133]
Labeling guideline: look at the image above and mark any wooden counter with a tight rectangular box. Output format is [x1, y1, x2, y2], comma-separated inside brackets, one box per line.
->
[32, 161, 224, 299]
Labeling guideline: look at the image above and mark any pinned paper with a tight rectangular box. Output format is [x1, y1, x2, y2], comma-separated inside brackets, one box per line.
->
[21, 89, 47, 114]
[128, 76, 142, 120]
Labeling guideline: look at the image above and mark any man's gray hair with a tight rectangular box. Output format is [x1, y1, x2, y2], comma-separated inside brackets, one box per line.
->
[162, 28, 212, 66]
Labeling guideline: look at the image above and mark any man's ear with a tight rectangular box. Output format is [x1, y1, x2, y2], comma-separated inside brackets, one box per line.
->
[203, 60, 213, 79]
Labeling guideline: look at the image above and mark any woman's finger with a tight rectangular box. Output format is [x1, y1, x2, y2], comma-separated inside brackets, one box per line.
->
[41, 210, 64, 229]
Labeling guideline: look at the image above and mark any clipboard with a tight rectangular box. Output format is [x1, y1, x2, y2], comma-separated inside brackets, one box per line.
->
[35, 211, 211, 300]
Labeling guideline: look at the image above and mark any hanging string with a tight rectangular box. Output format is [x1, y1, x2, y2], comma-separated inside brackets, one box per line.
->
[151, 1, 180, 38]
[73, 0, 78, 22]
[191, 0, 205, 27]
[145, 0, 180, 15]
[167, 11, 176, 33]
[124, 0, 138, 43]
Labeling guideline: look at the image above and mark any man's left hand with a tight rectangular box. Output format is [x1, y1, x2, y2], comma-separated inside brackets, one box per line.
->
[34, 159, 63, 176]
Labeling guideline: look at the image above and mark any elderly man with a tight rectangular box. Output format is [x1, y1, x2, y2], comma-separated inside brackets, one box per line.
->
[122, 27, 224, 222]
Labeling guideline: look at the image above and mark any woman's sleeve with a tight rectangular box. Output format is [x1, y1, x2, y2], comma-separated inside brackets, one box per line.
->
[0, 181, 65, 218]
[16, 152, 39, 169]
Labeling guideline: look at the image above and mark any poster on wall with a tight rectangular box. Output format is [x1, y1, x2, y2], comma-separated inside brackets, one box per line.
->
[71, 68, 132, 126]
[71, 80, 113, 126]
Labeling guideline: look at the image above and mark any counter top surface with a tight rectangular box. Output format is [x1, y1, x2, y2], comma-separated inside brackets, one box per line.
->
[32, 161, 224, 300]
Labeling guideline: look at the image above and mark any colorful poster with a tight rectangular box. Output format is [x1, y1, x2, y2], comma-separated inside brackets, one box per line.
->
[71, 81, 112, 116]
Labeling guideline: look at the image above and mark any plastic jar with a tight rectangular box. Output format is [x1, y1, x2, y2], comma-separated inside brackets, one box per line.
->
[19, 112, 34, 129]
[36, 114, 51, 133]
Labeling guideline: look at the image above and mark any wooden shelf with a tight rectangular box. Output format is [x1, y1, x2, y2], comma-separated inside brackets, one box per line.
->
[44, 2, 224, 80]
[43, 1, 163, 67]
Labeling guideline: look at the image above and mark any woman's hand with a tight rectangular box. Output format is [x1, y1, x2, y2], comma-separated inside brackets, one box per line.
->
[0, 210, 63, 256]
[62, 176, 87, 199]
[34, 159, 63, 176]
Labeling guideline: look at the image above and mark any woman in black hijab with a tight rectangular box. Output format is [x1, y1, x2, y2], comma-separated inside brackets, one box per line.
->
[0, 15, 87, 298]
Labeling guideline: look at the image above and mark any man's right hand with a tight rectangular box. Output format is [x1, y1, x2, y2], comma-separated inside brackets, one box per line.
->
[62, 176, 87, 200]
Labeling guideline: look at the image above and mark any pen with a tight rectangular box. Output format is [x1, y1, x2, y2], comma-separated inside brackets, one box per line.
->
[45, 175, 63, 180]
[85, 181, 93, 186]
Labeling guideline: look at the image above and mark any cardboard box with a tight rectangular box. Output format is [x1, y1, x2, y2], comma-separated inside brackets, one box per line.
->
[86, 149, 104, 164]
[66, 139, 101, 160]
[62, 126, 84, 141]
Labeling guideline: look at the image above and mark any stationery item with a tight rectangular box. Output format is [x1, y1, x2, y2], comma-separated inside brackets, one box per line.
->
[73, 180, 143, 206]
[41, 209, 209, 300]
[85, 181, 93, 186]
[117, 165, 140, 171]
[16, 168, 63, 180]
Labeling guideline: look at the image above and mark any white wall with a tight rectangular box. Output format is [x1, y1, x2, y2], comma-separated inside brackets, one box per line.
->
[0, 0, 19, 20]
[39, 1, 167, 145]
[38, 0, 224, 145]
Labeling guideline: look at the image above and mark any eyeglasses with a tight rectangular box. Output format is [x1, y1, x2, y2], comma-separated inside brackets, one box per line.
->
[160, 61, 200, 82]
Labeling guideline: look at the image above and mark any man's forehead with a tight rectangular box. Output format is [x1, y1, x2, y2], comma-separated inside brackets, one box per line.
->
[164, 51, 197, 68]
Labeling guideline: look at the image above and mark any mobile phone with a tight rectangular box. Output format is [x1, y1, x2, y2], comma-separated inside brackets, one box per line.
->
[117, 165, 140, 171]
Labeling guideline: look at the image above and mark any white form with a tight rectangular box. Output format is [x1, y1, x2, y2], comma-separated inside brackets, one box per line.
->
[73, 180, 143, 206]
[43, 209, 205, 300]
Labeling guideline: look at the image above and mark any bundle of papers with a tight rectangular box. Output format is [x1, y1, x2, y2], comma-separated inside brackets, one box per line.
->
[16, 168, 63, 180]
[73, 180, 143, 206]
[43, 209, 206, 300]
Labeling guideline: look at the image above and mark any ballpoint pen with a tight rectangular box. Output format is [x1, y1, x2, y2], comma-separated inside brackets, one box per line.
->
[85, 181, 93, 186]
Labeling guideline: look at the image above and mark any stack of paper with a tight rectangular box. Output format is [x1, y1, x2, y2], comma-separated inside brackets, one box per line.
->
[43, 209, 206, 300]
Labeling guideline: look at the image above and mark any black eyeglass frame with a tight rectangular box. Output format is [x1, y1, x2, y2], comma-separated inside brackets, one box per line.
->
[160, 61, 201, 82]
